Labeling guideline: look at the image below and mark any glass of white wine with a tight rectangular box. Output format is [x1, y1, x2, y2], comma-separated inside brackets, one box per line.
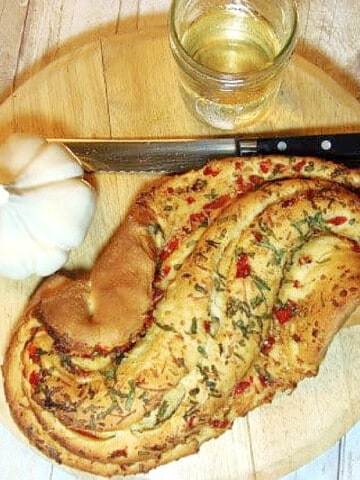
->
[169, 0, 298, 130]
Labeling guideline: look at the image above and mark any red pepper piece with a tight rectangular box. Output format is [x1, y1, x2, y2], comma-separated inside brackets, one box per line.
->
[249, 175, 263, 185]
[273, 301, 297, 324]
[261, 335, 276, 355]
[253, 231, 263, 242]
[274, 307, 293, 324]
[160, 237, 179, 261]
[236, 176, 252, 193]
[281, 197, 296, 208]
[235, 253, 251, 278]
[204, 194, 231, 211]
[293, 160, 306, 172]
[110, 449, 128, 458]
[203, 321, 211, 333]
[162, 264, 171, 277]
[274, 163, 286, 174]
[187, 415, 197, 429]
[29, 370, 41, 389]
[306, 189, 317, 201]
[260, 159, 271, 173]
[258, 374, 270, 387]
[203, 165, 220, 177]
[94, 345, 110, 356]
[186, 196, 195, 204]
[189, 211, 208, 229]
[326, 216, 348, 226]
[234, 379, 252, 395]
[212, 419, 230, 429]
[28, 344, 41, 362]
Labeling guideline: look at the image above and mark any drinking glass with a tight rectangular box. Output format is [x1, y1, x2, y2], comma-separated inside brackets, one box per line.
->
[169, 0, 298, 130]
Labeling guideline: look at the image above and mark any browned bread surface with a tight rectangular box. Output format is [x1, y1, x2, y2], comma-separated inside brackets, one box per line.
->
[3, 155, 360, 476]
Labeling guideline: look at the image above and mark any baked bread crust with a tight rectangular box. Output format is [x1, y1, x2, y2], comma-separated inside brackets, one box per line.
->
[3, 155, 360, 476]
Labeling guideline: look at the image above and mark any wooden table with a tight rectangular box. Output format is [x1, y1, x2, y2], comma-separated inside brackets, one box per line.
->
[0, 1, 359, 479]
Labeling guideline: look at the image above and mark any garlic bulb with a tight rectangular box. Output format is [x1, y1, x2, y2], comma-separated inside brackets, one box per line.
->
[0, 134, 96, 280]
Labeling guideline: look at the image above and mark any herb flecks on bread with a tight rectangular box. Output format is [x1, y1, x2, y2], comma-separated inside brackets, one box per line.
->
[3, 156, 360, 476]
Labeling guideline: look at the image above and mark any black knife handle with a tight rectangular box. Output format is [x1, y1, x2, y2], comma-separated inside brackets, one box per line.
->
[255, 133, 360, 160]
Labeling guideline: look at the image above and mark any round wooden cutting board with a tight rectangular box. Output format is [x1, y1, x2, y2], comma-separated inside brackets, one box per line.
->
[0, 25, 360, 480]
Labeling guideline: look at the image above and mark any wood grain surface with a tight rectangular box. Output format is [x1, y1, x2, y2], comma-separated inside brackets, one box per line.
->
[0, 1, 359, 480]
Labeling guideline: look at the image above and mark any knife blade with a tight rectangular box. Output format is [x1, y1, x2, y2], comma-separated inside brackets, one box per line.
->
[59, 133, 360, 174]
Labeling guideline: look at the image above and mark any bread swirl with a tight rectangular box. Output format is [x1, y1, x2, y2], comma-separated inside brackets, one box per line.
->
[3, 155, 360, 476]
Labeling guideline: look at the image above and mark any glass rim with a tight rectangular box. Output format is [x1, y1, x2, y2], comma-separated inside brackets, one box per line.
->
[169, 0, 299, 86]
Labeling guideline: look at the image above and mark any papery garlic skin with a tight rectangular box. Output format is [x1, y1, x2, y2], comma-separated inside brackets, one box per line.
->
[0, 134, 96, 280]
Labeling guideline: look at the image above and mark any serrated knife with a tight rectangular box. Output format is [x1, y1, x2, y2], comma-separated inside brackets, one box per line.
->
[59, 133, 360, 174]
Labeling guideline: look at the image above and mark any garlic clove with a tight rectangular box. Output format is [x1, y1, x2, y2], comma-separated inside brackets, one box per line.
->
[32, 246, 69, 278]
[0, 214, 33, 279]
[14, 142, 84, 189]
[0, 185, 10, 206]
[0, 134, 46, 184]
[0, 246, 68, 281]
[0, 205, 70, 280]
[9, 179, 96, 250]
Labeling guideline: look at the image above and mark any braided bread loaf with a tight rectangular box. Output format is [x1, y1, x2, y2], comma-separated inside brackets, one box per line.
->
[4, 155, 360, 477]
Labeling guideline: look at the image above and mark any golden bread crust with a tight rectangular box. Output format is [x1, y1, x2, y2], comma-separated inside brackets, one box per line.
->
[3, 155, 360, 476]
